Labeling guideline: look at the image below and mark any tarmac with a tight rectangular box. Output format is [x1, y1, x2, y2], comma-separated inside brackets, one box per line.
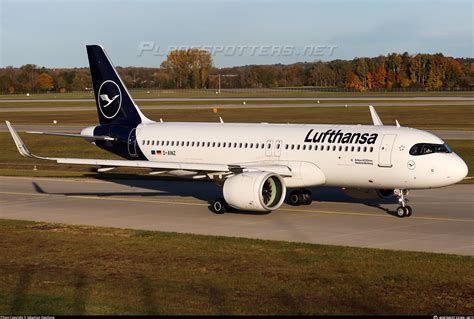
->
[0, 176, 472, 256]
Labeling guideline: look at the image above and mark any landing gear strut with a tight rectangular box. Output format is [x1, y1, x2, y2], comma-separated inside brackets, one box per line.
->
[289, 189, 313, 206]
[395, 189, 412, 218]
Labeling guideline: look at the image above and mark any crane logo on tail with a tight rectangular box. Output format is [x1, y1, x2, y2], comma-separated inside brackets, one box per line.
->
[100, 94, 119, 108]
[97, 80, 122, 119]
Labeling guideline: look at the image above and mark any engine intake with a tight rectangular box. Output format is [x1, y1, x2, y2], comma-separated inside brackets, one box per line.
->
[223, 172, 286, 212]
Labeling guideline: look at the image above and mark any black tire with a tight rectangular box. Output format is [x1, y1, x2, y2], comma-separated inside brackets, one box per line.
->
[404, 205, 412, 217]
[211, 198, 227, 214]
[396, 206, 406, 218]
[289, 190, 302, 206]
[301, 189, 313, 205]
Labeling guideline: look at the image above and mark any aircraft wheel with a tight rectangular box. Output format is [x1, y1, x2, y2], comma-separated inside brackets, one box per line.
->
[211, 198, 227, 214]
[404, 205, 412, 217]
[301, 189, 313, 205]
[289, 191, 302, 206]
[396, 206, 406, 218]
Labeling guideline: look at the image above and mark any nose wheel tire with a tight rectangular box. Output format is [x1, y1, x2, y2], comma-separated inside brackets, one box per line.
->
[211, 198, 228, 214]
[404, 205, 412, 217]
[396, 205, 413, 218]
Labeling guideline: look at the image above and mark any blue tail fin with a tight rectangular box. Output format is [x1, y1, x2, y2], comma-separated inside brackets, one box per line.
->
[86, 45, 151, 126]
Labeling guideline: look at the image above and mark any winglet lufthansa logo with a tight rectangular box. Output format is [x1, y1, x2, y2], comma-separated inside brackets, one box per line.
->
[97, 80, 122, 119]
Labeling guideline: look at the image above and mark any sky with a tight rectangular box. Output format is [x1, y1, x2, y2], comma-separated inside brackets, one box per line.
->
[0, 0, 472, 68]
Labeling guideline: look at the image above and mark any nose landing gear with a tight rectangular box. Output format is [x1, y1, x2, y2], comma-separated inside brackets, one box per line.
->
[395, 189, 412, 218]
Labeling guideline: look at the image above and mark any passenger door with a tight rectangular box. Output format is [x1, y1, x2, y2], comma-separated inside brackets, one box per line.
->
[378, 134, 396, 167]
[127, 128, 138, 158]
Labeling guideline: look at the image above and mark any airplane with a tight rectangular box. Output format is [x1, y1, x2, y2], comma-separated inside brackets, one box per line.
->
[5, 45, 468, 218]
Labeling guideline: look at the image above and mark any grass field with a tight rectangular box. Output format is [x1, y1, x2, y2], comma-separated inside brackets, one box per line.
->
[1, 90, 473, 100]
[1, 104, 474, 130]
[0, 219, 472, 315]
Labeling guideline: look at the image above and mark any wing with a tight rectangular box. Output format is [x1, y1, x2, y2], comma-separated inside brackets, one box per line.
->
[6, 121, 292, 177]
[26, 131, 116, 141]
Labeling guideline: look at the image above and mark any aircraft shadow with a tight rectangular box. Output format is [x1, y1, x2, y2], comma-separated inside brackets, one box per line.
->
[32, 174, 399, 216]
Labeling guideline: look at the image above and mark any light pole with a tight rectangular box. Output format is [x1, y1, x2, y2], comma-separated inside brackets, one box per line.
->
[212, 74, 237, 94]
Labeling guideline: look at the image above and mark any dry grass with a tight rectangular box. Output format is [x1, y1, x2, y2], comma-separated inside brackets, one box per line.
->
[0, 219, 472, 315]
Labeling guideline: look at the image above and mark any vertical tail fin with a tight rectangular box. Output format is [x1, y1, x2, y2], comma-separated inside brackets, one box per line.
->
[86, 45, 152, 126]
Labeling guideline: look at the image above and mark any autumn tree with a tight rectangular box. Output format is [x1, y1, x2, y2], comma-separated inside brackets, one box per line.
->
[345, 71, 363, 91]
[374, 65, 386, 88]
[37, 72, 54, 91]
[161, 49, 212, 88]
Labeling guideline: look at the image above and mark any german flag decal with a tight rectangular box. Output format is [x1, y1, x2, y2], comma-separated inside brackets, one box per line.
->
[151, 150, 162, 155]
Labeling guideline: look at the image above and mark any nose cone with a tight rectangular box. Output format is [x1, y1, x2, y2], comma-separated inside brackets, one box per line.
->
[448, 154, 468, 184]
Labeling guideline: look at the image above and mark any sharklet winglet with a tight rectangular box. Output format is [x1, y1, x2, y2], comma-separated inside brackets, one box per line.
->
[369, 105, 383, 126]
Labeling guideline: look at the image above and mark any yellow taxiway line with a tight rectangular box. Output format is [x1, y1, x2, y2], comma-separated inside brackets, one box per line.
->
[0, 190, 472, 223]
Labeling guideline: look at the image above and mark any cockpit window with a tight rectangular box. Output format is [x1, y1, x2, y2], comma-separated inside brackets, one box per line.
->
[409, 143, 452, 156]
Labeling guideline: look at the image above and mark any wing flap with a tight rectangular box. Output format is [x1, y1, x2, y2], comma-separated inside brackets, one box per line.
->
[54, 157, 230, 172]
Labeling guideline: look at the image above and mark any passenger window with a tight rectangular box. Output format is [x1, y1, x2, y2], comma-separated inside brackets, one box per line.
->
[147, 140, 150, 145]
[250, 143, 253, 148]
[370, 147, 373, 152]
[315, 145, 318, 151]
[308, 145, 312, 150]
[339, 146, 342, 151]
[291, 144, 295, 150]
[142, 140, 145, 145]
[302, 145, 306, 150]
[363, 146, 367, 152]
[351, 146, 354, 152]
[333, 145, 336, 151]
[285, 144, 289, 150]
[166, 141, 169, 146]
[326, 145, 330, 151]
[345, 146, 348, 152]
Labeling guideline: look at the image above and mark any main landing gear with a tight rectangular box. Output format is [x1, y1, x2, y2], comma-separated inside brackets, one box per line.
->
[289, 189, 313, 206]
[211, 197, 229, 214]
[395, 189, 412, 218]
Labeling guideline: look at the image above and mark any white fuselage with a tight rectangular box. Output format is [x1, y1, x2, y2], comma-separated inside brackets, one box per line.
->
[134, 122, 468, 190]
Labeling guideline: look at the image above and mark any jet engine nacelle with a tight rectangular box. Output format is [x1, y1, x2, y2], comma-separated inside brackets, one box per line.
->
[342, 188, 395, 199]
[223, 172, 286, 212]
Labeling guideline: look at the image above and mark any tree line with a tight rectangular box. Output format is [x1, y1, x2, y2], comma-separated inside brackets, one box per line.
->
[0, 51, 472, 94]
